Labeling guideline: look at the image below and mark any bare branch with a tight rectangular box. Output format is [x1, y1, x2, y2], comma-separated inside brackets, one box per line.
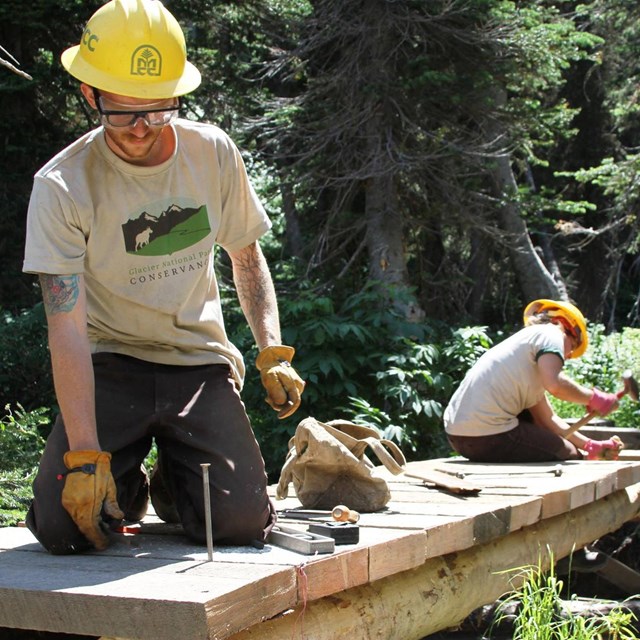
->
[0, 45, 32, 81]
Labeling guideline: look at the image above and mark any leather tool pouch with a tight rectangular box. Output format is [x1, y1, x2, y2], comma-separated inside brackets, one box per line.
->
[275, 417, 407, 512]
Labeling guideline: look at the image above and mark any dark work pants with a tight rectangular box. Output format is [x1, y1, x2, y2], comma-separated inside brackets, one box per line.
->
[447, 413, 582, 463]
[26, 353, 275, 554]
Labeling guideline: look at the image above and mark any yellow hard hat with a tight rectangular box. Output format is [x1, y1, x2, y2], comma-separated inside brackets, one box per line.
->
[61, 0, 201, 99]
[523, 299, 588, 358]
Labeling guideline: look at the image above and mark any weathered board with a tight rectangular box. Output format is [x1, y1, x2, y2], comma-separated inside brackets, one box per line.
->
[1, 457, 639, 640]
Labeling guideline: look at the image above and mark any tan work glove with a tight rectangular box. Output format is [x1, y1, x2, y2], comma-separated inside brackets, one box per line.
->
[60, 450, 124, 550]
[256, 345, 305, 419]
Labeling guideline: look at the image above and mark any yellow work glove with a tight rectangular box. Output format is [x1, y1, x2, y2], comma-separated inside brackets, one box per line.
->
[256, 345, 305, 419]
[60, 450, 124, 551]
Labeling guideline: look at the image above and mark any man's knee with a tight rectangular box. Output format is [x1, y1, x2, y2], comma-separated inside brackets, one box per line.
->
[25, 503, 90, 555]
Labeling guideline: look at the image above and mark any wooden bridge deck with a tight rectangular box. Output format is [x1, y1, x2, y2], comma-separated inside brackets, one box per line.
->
[2, 455, 640, 640]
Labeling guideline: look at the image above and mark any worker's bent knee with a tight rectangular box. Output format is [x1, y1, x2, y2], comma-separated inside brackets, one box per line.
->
[25, 503, 91, 555]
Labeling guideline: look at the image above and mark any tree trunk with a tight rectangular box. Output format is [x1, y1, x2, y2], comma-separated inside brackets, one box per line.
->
[466, 227, 491, 319]
[484, 86, 565, 302]
[524, 164, 569, 301]
[361, 3, 424, 321]
[364, 173, 406, 288]
[492, 156, 561, 300]
[364, 171, 424, 321]
[279, 177, 304, 259]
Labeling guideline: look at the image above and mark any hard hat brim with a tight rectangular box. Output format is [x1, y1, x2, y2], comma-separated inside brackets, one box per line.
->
[61, 44, 201, 99]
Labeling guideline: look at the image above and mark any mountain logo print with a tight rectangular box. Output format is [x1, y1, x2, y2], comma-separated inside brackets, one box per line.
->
[122, 203, 211, 256]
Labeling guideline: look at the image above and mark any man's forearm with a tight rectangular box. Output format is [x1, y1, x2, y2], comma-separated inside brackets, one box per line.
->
[41, 274, 99, 451]
[229, 242, 281, 349]
[49, 327, 99, 450]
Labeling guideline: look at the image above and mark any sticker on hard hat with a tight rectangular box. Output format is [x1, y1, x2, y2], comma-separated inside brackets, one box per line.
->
[131, 45, 162, 77]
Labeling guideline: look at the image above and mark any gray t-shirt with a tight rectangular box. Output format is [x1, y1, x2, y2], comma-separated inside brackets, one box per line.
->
[444, 323, 565, 436]
[23, 119, 271, 387]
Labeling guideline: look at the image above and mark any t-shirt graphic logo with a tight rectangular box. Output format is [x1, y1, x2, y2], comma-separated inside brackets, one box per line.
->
[131, 45, 162, 77]
[122, 202, 211, 256]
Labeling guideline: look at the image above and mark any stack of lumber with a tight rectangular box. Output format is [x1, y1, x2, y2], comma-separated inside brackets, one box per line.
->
[1, 457, 640, 640]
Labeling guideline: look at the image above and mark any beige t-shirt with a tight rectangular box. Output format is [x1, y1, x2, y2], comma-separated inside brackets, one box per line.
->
[443, 323, 565, 437]
[23, 120, 271, 387]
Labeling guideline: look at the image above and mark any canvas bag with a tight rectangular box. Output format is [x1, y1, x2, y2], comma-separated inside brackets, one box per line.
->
[276, 417, 407, 512]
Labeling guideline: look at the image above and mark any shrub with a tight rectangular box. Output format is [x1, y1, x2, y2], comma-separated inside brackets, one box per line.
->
[0, 303, 55, 416]
[0, 405, 50, 526]
[223, 283, 439, 476]
[343, 326, 494, 459]
[550, 325, 640, 427]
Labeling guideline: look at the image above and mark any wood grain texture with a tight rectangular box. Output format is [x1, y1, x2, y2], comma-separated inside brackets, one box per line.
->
[227, 481, 640, 640]
[2, 457, 640, 640]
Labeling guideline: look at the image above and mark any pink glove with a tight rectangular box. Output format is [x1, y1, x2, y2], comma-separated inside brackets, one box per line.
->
[586, 388, 618, 416]
[583, 437, 624, 461]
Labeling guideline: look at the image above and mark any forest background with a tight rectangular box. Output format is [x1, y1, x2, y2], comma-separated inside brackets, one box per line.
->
[2, 0, 640, 524]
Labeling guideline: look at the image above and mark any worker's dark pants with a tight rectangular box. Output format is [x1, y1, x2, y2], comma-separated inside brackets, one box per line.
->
[447, 412, 582, 463]
[26, 353, 275, 554]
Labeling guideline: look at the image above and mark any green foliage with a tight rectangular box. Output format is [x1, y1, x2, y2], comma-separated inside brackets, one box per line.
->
[223, 282, 436, 477]
[0, 470, 36, 527]
[341, 326, 495, 459]
[226, 278, 497, 473]
[493, 553, 637, 639]
[0, 405, 49, 471]
[549, 325, 640, 427]
[0, 405, 49, 526]
[442, 325, 495, 379]
[0, 304, 55, 414]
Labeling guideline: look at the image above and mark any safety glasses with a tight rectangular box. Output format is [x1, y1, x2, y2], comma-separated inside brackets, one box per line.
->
[93, 89, 180, 128]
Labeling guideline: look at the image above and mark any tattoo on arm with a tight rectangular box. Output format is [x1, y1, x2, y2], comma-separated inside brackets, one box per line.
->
[233, 247, 270, 324]
[40, 275, 80, 314]
[232, 244, 281, 347]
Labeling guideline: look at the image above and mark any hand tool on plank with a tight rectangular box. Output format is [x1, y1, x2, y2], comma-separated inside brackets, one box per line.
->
[564, 369, 639, 438]
[277, 504, 360, 544]
[403, 468, 482, 494]
[331, 504, 360, 523]
[307, 521, 359, 545]
[267, 524, 335, 554]
[442, 464, 564, 479]
[111, 521, 184, 535]
[279, 504, 360, 523]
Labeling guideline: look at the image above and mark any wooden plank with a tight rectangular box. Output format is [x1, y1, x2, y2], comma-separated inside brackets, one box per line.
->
[380, 491, 542, 524]
[225, 481, 640, 640]
[338, 494, 542, 558]
[480, 477, 594, 518]
[402, 469, 482, 494]
[613, 456, 640, 483]
[424, 518, 475, 558]
[0, 528, 297, 640]
[365, 528, 426, 582]
[3, 456, 640, 640]
[424, 458, 569, 477]
[594, 554, 640, 594]
[297, 546, 369, 601]
[620, 450, 640, 461]
[420, 460, 628, 519]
